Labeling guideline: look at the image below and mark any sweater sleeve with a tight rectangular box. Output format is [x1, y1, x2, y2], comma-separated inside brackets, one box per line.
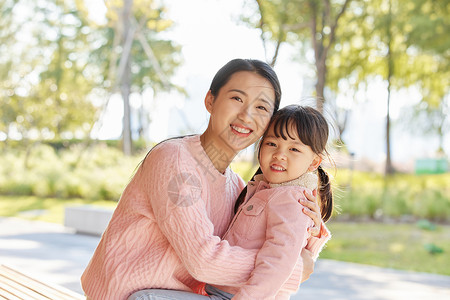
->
[233, 189, 312, 300]
[305, 220, 331, 260]
[142, 142, 257, 286]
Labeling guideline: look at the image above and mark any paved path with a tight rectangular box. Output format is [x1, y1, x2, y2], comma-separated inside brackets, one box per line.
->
[1, 217, 449, 300]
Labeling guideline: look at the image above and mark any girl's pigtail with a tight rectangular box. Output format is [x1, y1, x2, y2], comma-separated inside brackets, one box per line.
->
[234, 167, 263, 213]
[317, 165, 333, 222]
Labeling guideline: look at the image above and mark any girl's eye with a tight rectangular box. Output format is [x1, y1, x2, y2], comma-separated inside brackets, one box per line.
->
[290, 148, 301, 153]
[232, 96, 242, 102]
[266, 142, 276, 147]
[256, 105, 268, 112]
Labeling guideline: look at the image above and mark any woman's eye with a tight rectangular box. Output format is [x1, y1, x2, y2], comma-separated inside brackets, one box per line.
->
[232, 96, 242, 102]
[256, 105, 268, 112]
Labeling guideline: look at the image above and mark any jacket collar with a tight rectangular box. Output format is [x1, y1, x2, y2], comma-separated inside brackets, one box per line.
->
[252, 172, 318, 190]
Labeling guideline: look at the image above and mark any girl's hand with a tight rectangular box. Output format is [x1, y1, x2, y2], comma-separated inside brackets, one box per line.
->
[300, 189, 322, 237]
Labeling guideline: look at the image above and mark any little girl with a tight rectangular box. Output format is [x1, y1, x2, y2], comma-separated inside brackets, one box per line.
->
[208, 104, 334, 299]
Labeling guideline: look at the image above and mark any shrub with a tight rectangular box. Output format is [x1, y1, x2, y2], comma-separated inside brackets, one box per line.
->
[1, 145, 449, 222]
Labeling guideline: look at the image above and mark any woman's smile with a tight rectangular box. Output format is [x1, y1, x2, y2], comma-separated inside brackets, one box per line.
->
[230, 124, 253, 136]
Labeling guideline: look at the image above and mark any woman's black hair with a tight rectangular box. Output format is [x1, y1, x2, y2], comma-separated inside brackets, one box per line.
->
[209, 59, 282, 113]
[140, 59, 281, 168]
[234, 105, 334, 223]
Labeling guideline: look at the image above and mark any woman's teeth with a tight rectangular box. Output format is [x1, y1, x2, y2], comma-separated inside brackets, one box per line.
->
[231, 125, 251, 134]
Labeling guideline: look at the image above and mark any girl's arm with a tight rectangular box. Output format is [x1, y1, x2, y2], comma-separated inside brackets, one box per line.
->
[142, 143, 257, 286]
[233, 189, 313, 300]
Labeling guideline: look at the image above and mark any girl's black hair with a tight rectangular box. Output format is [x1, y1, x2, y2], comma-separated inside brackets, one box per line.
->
[234, 105, 334, 223]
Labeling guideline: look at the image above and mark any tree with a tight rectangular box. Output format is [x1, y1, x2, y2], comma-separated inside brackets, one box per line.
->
[0, 0, 99, 142]
[91, 0, 182, 155]
[247, 0, 352, 112]
[330, 0, 449, 171]
[402, 0, 450, 156]
[0, 0, 19, 142]
[1, 0, 181, 157]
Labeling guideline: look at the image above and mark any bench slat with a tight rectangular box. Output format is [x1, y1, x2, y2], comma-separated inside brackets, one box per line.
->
[0, 265, 84, 300]
[0, 273, 56, 300]
[0, 284, 23, 300]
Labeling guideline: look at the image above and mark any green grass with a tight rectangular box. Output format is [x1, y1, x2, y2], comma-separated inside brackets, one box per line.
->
[321, 221, 450, 276]
[1, 195, 449, 276]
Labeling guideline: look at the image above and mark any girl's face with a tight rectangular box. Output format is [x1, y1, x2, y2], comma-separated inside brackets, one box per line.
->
[259, 124, 322, 184]
[205, 71, 276, 153]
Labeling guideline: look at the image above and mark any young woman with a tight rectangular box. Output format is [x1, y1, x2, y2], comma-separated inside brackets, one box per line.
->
[208, 105, 333, 299]
[81, 59, 327, 300]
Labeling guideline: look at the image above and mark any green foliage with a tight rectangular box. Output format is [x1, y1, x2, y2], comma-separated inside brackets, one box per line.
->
[0, 0, 182, 154]
[231, 160, 259, 182]
[0, 144, 144, 200]
[1, 145, 449, 222]
[331, 169, 450, 222]
[416, 219, 437, 231]
[424, 243, 444, 255]
[322, 222, 450, 276]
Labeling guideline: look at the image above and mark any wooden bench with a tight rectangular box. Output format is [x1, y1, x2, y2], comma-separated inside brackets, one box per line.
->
[0, 264, 84, 300]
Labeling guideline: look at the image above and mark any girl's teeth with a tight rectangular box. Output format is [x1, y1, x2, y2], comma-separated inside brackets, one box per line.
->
[272, 165, 285, 171]
[232, 125, 250, 134]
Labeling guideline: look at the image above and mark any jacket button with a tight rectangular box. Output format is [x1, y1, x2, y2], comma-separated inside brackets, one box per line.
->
[247, 205, 253, 211]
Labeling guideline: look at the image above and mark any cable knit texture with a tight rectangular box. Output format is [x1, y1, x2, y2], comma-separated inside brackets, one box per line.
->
[81, 135, 258, 300]
[214, 173, 330, 300]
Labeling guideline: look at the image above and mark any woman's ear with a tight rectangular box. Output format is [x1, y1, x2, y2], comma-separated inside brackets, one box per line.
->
[204, 90, 214, 114]
[308, 155, 322, 171]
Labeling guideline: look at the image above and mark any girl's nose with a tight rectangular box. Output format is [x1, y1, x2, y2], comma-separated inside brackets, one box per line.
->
[273, 150, 286, 160]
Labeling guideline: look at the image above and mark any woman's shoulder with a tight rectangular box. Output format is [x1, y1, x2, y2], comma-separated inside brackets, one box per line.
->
[142, 135, 199, 167]
[152, 134, 199, 151]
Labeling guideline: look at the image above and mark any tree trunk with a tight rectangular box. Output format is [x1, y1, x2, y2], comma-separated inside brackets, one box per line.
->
[385, 0, 395, 175]
[121, 0, 133, 155]
[315, 58, 326, 113]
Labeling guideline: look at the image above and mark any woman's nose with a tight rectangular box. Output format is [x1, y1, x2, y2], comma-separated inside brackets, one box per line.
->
[237, 105, 252, 124]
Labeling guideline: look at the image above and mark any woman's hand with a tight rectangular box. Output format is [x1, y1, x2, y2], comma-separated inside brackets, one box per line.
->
[300, 189, 322, 237]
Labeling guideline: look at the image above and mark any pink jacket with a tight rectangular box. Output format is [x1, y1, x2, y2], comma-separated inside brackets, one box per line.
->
[215, 173, 330, 299]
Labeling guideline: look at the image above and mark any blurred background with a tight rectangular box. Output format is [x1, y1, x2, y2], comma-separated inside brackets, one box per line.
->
[0, 0, 449, 282]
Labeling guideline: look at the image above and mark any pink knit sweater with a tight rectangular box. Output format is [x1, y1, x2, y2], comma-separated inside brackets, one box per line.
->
[81, 135, 254, 299]
[81, 135, 328, 299]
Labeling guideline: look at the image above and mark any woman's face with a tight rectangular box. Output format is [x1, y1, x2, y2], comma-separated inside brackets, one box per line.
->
[205, 71, 276, 153]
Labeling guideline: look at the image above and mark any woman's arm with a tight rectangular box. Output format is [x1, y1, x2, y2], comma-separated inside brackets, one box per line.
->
[142, 143, 257, 286]
[301, 190, 331, 261]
